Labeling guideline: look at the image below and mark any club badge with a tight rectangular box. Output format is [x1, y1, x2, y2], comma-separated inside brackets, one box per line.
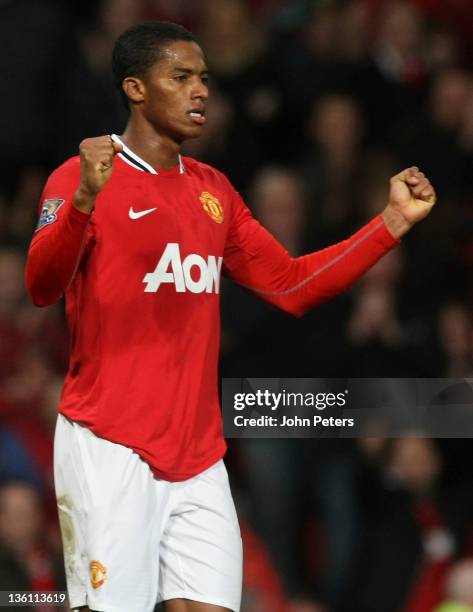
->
[90, 560, 107, 589]
[200, 192, 224, 224]
[35, 198, 65, 231]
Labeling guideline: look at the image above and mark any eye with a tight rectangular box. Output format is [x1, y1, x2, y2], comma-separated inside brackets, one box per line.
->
[175, 75, 188, 82]
[201, 75, 209, 84]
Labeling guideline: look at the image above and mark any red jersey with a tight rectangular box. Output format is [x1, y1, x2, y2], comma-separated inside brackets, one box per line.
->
[26, 138, 398, 481]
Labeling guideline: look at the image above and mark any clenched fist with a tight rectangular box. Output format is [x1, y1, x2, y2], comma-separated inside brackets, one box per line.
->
[381, 167, 436, 239]
[73, 136, 123, 213]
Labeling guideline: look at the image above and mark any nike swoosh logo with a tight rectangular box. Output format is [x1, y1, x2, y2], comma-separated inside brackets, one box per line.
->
[129, 206, 157, 220]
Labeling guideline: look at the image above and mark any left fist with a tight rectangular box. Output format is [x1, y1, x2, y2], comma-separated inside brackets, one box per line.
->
[382, 167, 436, 239]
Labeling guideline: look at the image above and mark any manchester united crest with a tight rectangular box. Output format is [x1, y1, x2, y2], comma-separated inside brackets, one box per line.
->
[200, 192, 224, 224]
[90, 560, 108, 589]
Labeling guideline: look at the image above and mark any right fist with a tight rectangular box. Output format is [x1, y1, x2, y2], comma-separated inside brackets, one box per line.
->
[74, 136, 123, 213]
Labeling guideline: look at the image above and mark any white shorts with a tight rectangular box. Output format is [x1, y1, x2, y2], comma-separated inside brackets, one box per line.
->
[54, 415, 242, 612]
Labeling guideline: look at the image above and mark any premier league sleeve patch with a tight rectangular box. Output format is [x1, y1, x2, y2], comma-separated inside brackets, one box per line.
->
[35, 198, 65, 232]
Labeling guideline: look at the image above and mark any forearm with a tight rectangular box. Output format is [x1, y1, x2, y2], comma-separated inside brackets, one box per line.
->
[26, 202, 91, 306]
[381, 205, 412, 239]
[72, 187, 97, 214]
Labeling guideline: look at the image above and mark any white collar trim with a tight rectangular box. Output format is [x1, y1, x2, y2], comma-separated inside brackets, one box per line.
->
[111, 134, 185, 174]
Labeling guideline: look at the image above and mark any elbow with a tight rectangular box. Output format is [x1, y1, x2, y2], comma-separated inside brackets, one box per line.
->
[26, 285, 54, 308]
[289, 306, 306, 318]
[277, 299, 306, 318]
[30, 294, 55, 308]
[25, 271, 59, 308]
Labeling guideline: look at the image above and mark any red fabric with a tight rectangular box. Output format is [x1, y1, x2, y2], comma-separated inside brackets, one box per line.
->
[414, 498, 442, 530]
[224, 204, 397, 317]
[11, 417, 53, 481]
[26, 152, 398, 481]
[27, 548, 57, 592]
[241, 522, 289, 612]
[403, 499, 453, 612]
[0, 323, 26, 379]
[27, 547, 59, 612]
[404, 560, 450, 612]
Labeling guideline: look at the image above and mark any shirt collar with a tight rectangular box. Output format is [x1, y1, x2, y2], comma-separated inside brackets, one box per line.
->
[111, 134, 185, 175]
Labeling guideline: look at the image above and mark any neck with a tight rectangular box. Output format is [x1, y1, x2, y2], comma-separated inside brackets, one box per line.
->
[121, 117, 181, 169]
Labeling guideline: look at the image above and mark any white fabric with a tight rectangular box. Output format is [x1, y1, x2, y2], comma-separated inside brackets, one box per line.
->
[111, 134, 185, 174]
[54, 414, 242, 612]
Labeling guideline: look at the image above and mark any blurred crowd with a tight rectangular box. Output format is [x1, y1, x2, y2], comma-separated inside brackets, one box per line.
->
[1, 0, 473, 610]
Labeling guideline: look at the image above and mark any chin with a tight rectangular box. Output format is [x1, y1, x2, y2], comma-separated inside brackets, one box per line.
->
[181, 126, 203, 142]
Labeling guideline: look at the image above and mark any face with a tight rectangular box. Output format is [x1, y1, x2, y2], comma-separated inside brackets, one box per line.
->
[388, 438, 441, 493]
[0, 250, 24, 315]
[0, 484, 42, 553]
[125, 40, 209, 143]
[254, 173, 304, 247]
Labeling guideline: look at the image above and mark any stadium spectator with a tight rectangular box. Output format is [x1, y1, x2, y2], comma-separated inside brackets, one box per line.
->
[51, 0, 142, 164]
[344, 247, 441, 376]
[435, 559, 473, 612]
[196, 0, 285, 188]
[0, 0, 71, 187]
[345, 1, 429, 148]
[298, 93, 367, 246]
[348, 437, 473, 612]
[437, 301, 473, 377]
[396, 66, 473, 201]
[0, 481, 66, 610]
[221, 166, 348, 377]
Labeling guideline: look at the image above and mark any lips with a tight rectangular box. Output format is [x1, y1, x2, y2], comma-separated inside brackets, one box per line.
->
[188, 109, 206, 125]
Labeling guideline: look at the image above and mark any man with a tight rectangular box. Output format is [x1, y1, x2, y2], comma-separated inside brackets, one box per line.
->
[0, 481, 66, 606]
[26, 21, 436, 612]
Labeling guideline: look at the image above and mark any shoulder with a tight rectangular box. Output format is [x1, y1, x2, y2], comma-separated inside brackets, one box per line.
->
[40, 156, 81, 199]
[47, 156, 81, 183]
[182, 157, 235, 192]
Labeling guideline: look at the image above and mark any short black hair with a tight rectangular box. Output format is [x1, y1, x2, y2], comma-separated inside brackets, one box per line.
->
[112, 21, 196, 109]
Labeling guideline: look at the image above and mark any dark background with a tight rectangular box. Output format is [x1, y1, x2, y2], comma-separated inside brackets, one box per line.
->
[1, 1, 473, 610]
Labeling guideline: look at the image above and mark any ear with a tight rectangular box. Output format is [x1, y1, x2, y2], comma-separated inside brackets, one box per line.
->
[122, 77, 146, 104]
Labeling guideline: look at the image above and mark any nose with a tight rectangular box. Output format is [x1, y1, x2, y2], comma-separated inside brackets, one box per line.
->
[192, 78, 208, 101]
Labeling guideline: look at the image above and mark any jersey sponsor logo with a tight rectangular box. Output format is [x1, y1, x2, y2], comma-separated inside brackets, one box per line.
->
[200, 191, 224, 224]
[143, 243, 223, 294]
[129, 206, 157, 219]
[90, 560, 107, 589]
[35, 198, 65, 231]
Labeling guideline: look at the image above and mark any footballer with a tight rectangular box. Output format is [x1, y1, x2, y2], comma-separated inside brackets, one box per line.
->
[26, 21, 436, 612]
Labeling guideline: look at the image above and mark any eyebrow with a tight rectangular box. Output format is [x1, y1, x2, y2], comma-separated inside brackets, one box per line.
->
[173, 66, 209, 75]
